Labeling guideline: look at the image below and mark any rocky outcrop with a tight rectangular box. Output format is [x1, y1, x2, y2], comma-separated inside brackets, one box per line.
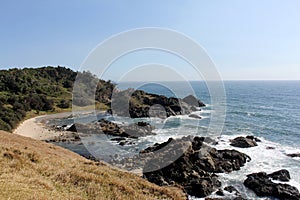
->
[213, 186, 247, 200]
[110, 89, 205, 118]
[182, 94, 206, 107]
[123, 122, 155, 138]
[268, 169, 291, 182]
[44, 131, 81, 143]
[244, 170, 300, 200]
[230, 136, 258, 148]
[142, 136, 250, 198]
[98, 119, 129, 137]
[65, 119, 155, 140]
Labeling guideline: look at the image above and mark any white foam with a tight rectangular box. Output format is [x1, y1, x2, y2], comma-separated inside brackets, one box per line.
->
[188, 134, 300, 199]
[212, 134, 300, 199]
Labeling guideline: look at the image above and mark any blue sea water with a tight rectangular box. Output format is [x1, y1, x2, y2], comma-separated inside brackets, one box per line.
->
[116, 81, 300, 199]
[51, 81, 300, 199]
[118, 81, 300, 148]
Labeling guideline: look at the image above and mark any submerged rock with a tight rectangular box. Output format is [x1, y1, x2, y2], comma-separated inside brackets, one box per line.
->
[188, 113, 202, 119]
[230, 136, 258, 148]
[244, 170, 300, 200]
[287, 153, 300, 158]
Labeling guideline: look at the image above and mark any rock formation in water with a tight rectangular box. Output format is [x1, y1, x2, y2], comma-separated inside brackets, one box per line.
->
[230, 136, 260, 148]
[109, 89, 205, 118]
[244, 170, 300, 200]
[142, 136, 250, 198]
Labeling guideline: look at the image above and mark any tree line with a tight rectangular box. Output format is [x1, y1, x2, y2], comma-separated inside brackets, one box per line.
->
[0, 66, 115, 131]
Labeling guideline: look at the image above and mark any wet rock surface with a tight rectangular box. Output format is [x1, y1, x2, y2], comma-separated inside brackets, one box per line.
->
[287, 153, 300, 158]
[188, 113, 202, 119]
[268, 169, 291, 182]
[142, 136, 250, 198]
[244, 170, 300, 200]
[211, 185, 248, 200]
[230, 136, 258, 148]
[63, 119, 155, 141]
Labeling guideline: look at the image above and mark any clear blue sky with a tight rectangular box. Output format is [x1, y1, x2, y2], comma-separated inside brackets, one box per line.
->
[1, 0, 300, 80]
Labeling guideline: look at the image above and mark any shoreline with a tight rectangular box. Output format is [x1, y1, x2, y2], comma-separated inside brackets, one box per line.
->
[12, 111, 144, 176]
[11, 111, 300, 199]
[13, 111, 103, 140]
[13, 112, 72, 140]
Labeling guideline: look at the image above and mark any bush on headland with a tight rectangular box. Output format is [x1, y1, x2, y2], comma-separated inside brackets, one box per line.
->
[0, 66, 115, 131]
[0, 66, 205, 132]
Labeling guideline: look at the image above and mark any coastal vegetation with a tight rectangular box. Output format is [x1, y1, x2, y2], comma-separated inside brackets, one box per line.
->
[0, 66, 114, 131]
[0, 66, 204, 132]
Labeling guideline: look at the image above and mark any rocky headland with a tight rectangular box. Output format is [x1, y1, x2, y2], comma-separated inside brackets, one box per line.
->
[109, 89, 205, 118]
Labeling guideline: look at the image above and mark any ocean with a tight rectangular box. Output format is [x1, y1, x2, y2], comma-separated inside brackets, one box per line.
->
[50, 81, 300, 199]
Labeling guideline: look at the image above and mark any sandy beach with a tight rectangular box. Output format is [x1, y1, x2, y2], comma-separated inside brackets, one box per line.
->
[13, 112, 73, 140]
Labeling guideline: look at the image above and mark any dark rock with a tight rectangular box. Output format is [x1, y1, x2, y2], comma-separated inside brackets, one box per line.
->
[233, 197, 248, 200]
[246, 135, 261, 142]
[112, 89, 206, 118]
[189, 113, 202, 119]
[110, 137, 126, 142]
[216, 189, 224, 196]
[98, 119, 126, 136]
[287, 153, 300, 158]
[191, 106, 201, 111]
[182, 94, 206, 107]
[74, 135, 80, 140]
[123, 122, 155, 138]
[224, 185, 239, 194]
[266, 146, 275, 150]
[97, 119, 154, 138]
[66, 124, 77, 132]
[119, 140, 135, 146]
[244, 170, 300, 200]
[222, 186, 247, 199]
[230, 136, 257, 148]
[142, 136, 250, 198]
[137, 121, 149, 126]
[184, 177, 220, 198]
[268, 169, 291, 182]
[213, 149, 251, 173]
[140, 138, 175, 154]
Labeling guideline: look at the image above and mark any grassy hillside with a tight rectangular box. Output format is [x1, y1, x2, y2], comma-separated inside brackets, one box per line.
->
[0, 66, 114, 131]
[0, 130, 186, 200]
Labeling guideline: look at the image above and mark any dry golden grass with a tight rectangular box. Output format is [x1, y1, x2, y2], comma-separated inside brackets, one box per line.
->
[0, 131, 186, 200]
